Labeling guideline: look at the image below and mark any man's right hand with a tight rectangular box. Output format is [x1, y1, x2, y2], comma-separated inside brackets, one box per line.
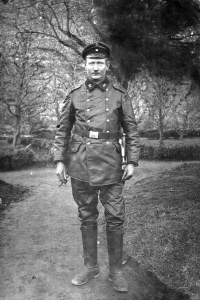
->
[56, 161, 68, 184]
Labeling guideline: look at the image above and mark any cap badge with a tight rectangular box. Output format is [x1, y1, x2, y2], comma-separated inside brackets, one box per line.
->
[95, 48, 98, 51]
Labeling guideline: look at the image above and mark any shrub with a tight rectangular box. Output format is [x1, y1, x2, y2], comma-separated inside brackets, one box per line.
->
[140, 143, 200, 160]
[12, 148, 34, 169]
[164, 130, 179, 139]
[6, 136, 54, 150]
[7, 136, 33, 146]
[32, 129, 55, 140]
[32, 146, 54, 165]
[0, 138, 54, 170]
[20, 136, 33, 146]
[140, 144, 154, 159]
[139, 130, 160, 139]
[185, 129, 200, 138]
[7, 137, 13, 144]
[139, 129, 200, 140]
[0, 147, 13, 171]
[30, 138, 53, 150]
[0, 147, 34, 171]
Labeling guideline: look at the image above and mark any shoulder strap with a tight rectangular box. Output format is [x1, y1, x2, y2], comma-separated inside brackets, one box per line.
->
[68, 82, 84, 94]
[111, 81, 126, 93]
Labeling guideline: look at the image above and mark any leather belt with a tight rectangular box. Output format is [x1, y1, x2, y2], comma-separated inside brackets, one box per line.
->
[74, 127, 119, 139]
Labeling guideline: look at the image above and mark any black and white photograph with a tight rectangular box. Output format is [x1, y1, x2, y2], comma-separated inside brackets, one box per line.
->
[0, 1, 200, 299]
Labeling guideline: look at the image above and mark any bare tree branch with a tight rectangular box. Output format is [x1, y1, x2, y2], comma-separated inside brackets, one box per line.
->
[87, 16, 107, 41]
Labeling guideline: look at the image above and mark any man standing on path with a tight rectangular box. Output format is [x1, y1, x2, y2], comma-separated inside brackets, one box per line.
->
[54, 42, 140, 292]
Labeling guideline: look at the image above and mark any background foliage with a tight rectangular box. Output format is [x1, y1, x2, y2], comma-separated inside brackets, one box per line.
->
[1, 0, 200, 147]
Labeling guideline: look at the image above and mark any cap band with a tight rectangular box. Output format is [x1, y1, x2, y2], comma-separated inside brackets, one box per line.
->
[86, 53, 107, 59]
[82, 42, 110, 60]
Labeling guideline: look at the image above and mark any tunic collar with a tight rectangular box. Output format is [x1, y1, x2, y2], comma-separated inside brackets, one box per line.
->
[85, 77, 109, 91]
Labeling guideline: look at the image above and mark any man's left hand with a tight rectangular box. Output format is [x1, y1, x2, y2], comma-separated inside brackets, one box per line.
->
[122, 164, 135, 181]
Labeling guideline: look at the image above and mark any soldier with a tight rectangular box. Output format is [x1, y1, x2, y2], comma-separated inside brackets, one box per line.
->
[54, 42, 140, 292]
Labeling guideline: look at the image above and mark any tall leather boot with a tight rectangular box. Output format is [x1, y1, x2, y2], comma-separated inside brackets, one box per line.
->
[71, 223, 100, 285]
[107, 229, 128, 292]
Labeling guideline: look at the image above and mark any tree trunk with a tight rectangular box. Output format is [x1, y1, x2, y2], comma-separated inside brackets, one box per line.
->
[179, 132, 184, 140]
[158, 107, 164, 147]
[110, 64, 130, 88]
[13, 128, 21, 148]
[12, 106, 21, 148]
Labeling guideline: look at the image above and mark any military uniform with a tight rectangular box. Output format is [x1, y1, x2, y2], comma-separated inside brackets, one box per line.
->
[54, 42, 140, 292]
[54, 77, 140, 185]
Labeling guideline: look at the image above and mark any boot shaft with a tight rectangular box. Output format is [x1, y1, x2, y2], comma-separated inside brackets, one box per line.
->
[107, 229, 123, 272]
[81, 223, 98, 267]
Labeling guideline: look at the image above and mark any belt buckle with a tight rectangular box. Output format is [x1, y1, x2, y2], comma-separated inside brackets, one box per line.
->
[89, 131, 99, 139]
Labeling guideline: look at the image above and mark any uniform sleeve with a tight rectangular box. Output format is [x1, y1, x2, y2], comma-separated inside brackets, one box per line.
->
[54, 94, 75, 163]
[121, 93, 140, 166]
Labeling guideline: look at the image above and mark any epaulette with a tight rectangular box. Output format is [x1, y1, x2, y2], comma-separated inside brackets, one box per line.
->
[68, 82, 83, 94]
[112, 81, 126, 93]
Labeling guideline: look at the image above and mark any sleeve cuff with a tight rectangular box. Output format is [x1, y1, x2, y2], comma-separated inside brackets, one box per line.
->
[127, 161, 138, 167]
[54, 160, 65, 164]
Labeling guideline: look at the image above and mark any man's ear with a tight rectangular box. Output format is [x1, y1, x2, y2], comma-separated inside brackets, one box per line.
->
[106, 61, 110, 70]
[84, 59, 88, 70]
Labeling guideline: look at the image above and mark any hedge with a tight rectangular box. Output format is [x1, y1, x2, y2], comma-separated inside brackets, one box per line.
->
[8, 137, 53, 150]
[139, 129, 200, 140]
[21, 138, 54, 150]
[0, 147, 34, 171]
[1, 140, 199, 171]
[0, 139, 54, 171]
[31, 129, 56, 140]
[140, 144, 200, 160]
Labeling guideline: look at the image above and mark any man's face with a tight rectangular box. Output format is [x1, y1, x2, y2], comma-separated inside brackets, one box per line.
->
[85, 57, 109, 82]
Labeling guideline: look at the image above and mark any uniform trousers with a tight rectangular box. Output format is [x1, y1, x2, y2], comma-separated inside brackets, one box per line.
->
[71, 178, 125, 231]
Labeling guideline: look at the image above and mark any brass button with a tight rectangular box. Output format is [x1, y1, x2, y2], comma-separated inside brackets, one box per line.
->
[106, 119, 109, 122]
[105, 98, 108, 101]
[106, 108, 109, 111]
[87, 99, 90, 101]
[87, 120, 91, 123]
[87, 109, 90, 112]
[107, 131, 109, 133]
[87, 142, 90, 145]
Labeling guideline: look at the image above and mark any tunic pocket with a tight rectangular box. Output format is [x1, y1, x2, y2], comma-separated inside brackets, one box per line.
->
[67, 142, 81, 153]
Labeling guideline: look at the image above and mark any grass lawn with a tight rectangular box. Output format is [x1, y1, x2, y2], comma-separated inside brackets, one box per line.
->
[124, 162, 200, 300]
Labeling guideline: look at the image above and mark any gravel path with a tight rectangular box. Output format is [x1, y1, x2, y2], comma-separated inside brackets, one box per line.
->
[0, 161, 189, 300]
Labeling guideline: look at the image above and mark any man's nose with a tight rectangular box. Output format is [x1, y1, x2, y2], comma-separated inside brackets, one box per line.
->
[93, 63, 99, 70]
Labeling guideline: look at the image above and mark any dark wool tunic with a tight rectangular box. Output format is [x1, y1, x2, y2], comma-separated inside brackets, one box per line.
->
[54, 77, 140, 186]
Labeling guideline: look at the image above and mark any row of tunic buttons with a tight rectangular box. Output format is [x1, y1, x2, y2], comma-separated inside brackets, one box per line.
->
[86, 98, 90, 126]
[105, 97, 110, 125]
[87, 90, 110, 143]
[86, 90, 110, 142]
